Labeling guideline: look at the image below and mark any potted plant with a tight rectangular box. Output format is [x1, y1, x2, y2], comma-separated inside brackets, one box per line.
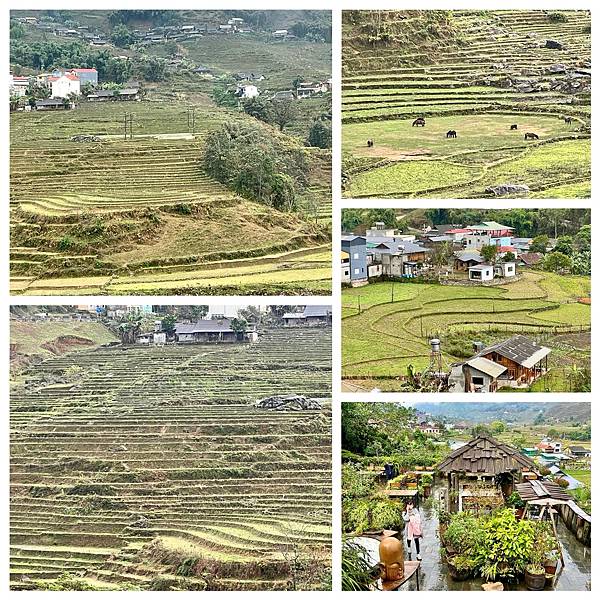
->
[524, 562, 546, 590]
[447, 555, 478, 581]
[420, 473, 433, 498]
[506, 491, 525, 519]
[524, 544, 546, 590]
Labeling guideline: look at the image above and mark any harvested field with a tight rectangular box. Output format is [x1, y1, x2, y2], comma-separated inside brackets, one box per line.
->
[342, 10, 591, 198]
[10, 325, 332, 590]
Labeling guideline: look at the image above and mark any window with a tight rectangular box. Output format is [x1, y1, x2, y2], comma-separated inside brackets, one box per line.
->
[354, 268, 360, 274]
[472, 376, 484, 385]
[353, 253, 359, 259]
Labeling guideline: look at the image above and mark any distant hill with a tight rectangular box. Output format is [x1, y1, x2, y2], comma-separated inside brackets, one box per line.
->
[414, 402, 590, 425]
[10, 318, 117, 374]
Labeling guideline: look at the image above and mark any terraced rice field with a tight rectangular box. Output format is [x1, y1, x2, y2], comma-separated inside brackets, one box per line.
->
[342, 10, 591, 198]
[10, 327, 332, 590]
[10, 101, 331, 295]
[342, 271, 590, 390]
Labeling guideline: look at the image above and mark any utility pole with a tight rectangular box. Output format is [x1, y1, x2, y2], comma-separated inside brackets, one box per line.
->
[124, 112, 134, 140]
[358, 296, 361, 315]
[187, 106, 196, 135]
[391, 281, 394, 303]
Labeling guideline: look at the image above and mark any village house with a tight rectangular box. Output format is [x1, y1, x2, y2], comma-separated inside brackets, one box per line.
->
[282, 305, 332, 327]
[235, 83, 259, 99]
[451, 335, 551, 392]
[341, 235, 368, 286]
[437, 434, 537, 512]
[175, 319, 257, 343]
[272, 90, 295, 101]
[50, 73, 80, 98]
[537, 439, 563, 454]
[9, 75, 29, 97]
[341, 250, 350, 282]
[464, 221, 515, 249]
[454, 250, 484, 271]
[418, 423, 442, 435]
[493, 261, 516, 278]
[369, 240, 431, 278]
[272, 29, 289, 38]
[567, 445, 591, 458]
[35, 98, 71, 111]
[468, 263, 494, 282]
[519, 252, 543, 267]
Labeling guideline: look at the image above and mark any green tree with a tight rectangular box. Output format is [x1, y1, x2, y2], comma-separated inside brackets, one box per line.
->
[230, 317, 248, 340]
[571, 251, 591, 276]
[530, 234, 549, 253]
[111, 24, 136, 48]
[161, 314, 177, 335]
[544, 251, 572, 273]
[575, 224, 591, 252]
[491, 421, 506, 434]
[554, 235, 573, 256]
[10, 20, 26, 40]
[242, 96, 271, 121]
[502, 251, 516, 262]
[307, 119, 332, 149]
[269, 98, 298, 132]
[341, 209, 364, 233]
[480, 244, 498, 263]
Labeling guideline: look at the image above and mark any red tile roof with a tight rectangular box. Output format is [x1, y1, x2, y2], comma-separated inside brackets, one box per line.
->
[498, 246, 515, 253]
[445, 228, 471, 234]
[71, 68, 97, 73]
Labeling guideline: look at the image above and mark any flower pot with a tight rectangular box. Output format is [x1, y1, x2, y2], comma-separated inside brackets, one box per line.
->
[544, 574, 555, 589]
[524, 568, 546, 591]
[515, 508, 525, 519]
[543, 560, 558, 575]
[447, 561, 472, 581]
[407, 482, 417, 489]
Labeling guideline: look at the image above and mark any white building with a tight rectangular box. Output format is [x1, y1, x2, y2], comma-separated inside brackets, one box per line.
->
[237, 84, 259, 99]
[468, 264, 494, 282]
[10, 74, 29, 97]
[51, 74, 80, 98]
[494, 262, 516, 278]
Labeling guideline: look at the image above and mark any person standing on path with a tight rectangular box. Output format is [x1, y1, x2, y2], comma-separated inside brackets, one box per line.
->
[402, 501, 423, 560]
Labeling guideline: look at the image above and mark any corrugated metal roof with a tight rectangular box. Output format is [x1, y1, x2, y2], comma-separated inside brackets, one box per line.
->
[175, 319, 233, 334]
[303, 305, 331, 318]
[478, 335, 551, 368]
[466, 356, 507, 378]
[515, 480, 572, 502]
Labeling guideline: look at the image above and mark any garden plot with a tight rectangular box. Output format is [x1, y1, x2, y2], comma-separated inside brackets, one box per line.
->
[342, 271, 590, 389]
[10, 327, 332, 590]
[10, 101, 331, 295]
[342, 10, 591, 198]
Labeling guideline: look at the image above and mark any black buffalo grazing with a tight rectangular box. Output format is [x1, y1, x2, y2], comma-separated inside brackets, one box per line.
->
[564, 116, 573, 125]
[446, 130, 457, 138]
[510, 124, 518, 130]
[412, 117, 426, 127]
[524, 132, 539, 140]
[367, 139, 374, 147]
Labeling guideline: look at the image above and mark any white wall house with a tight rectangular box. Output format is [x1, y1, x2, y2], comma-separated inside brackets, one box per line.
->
[237, 84, 259, 98]
[468, 264, 494, 282]
[51, 74, 80, 99]
[494, 262, 516, 278]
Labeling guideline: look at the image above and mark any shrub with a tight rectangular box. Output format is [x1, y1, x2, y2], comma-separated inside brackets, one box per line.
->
[476, 509, 535, 581]
[342, 541, 374, 591]
[548, 12, 568, 22]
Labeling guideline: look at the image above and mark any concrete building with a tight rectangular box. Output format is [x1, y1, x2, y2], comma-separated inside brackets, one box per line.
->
[341, 236, 368, 286]
[50, 74, 80, 98]
[468, 264, 494, 282]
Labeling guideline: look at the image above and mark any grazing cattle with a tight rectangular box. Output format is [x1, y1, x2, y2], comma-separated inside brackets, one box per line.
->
[446, 130, 457, 138]
[510, 124, 518, 130]
[564, 116, 573, 125]
[524, 132, 539, 140]
[412, 117, 426, 127]
[367, 139, 374, 147]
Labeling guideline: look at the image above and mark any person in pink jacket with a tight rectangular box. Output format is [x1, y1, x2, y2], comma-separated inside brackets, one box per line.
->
[402, 501, 423, 560]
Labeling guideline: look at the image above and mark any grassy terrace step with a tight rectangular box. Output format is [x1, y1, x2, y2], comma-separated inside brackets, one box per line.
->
[10, 333, 332, 589]
[342, 11, 591, 204]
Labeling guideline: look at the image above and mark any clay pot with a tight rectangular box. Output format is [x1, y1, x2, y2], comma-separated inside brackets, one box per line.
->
[524, 568, 546, 590]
